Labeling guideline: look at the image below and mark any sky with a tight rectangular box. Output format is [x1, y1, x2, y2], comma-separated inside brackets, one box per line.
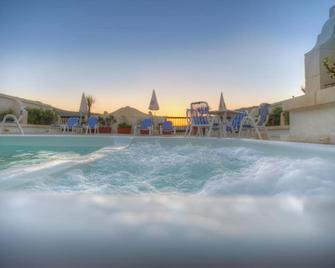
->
[0, 0, 334, 115]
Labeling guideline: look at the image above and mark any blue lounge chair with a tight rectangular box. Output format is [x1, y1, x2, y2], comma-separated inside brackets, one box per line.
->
[185, 101, 211, 136]
[85, 116, 99, 134]
[239, 103, 271, 139]
[226, 111, 248, 135]
[160, 120, 176, 135]
[62, 117, 80, 133]
[136, 118, 154, 135]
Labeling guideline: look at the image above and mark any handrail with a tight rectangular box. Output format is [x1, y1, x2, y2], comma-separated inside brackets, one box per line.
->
[165, 116, 188, 133]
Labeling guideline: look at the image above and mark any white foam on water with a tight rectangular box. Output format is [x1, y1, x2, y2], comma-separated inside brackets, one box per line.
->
[200, 156, 335, 196]
[0, 145, 130, 191]
[1, 142, 334, 196]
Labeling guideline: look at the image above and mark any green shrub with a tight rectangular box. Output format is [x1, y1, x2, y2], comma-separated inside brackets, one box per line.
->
[267, 107, 282, 126]
[267, 107, 290, 126]
[283, 111, 290, 125]
[27, 108, 58, 125]
[118, 122, 132, 128]
[0, 109, 17, 122]
[98, 115, 116, 126]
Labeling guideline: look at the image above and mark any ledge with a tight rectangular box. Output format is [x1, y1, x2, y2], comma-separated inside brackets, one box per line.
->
[266, 126, 289, 131]
[1, 123, 50, 128]
[283, 86, 335, 111]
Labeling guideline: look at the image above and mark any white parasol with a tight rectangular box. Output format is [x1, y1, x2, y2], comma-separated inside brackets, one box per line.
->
[218, 92, 227, 111]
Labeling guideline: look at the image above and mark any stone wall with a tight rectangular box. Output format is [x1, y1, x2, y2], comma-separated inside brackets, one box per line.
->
[283, 5, 335, 144]
[288, 103, 335, 144]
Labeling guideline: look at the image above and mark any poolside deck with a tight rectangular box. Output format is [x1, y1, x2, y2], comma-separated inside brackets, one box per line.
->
[1, 123, 290, 142]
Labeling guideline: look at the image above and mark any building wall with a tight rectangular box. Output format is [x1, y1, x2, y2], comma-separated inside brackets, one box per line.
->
[289, 103, 335, 144]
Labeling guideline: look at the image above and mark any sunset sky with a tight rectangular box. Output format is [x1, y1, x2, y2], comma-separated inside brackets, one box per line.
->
[0, 0, 333, 115]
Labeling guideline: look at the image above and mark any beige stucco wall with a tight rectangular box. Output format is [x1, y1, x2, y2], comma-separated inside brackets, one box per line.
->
[283, 85, 335, 144]
[305, 48, 335, 92]
[288, 103, 335, 144]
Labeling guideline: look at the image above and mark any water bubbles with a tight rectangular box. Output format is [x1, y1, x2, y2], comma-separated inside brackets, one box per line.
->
[1, 142, 334, 196]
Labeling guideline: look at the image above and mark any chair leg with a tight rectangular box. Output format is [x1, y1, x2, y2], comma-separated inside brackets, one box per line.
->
[239, 117, 248, 138]
[187, 125, 192, 137]
[248, 117, 262, 139]
[207, 122, 213, 137]
[186, 126, 191, 136]
[261, 127, 270, 140]
[254, 126, 262, 139]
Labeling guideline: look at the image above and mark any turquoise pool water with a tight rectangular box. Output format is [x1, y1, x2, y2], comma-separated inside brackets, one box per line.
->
[1, 135, 335, 267]
[1, 135, 335, 195]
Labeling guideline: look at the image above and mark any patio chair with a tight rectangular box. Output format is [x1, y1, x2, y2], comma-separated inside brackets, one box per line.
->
[238, 103, 271, 139]
[184, 109, 192, 136]
[136, 118, 154, 135]
[62, 117, 80, 133]
[160, 120, 176, 135]
[226, 111, 248, 136]
[185, 101, 211, 136]
[85, 116, 99, 134]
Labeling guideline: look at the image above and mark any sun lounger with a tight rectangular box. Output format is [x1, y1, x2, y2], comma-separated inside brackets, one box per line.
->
[160, 120, 176, 135]
[62, 117, 80, 133]
[238, 103, 271, 139]
[85, 116, 99, 134]
[185, 102, 211, 136]
[136, 118, 154, 135]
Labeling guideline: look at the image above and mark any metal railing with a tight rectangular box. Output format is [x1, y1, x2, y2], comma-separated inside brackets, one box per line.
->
[165, 116, 188, 133]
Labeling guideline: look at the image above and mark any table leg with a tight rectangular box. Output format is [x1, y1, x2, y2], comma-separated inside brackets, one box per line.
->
[207, 118, 215, 137]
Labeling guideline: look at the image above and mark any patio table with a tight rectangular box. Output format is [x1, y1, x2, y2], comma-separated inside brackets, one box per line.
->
[207, 109, 241, 137]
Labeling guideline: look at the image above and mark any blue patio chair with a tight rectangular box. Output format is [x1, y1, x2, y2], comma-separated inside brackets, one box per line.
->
[226, 111, 248, 135]
[238, 103, 271, 139]
[63, 117, 80, 133]
[160, 120, 176, 135]
[85, 116, 99, 134]
[185, 101, 211, 136]
[136, 118, 154, 135]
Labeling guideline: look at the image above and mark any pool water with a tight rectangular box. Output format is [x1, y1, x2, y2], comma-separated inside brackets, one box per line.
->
[1, 135, 335, 267]
[1, 136, 335, 195]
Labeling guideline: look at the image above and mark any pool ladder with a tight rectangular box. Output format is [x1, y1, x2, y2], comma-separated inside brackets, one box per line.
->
[1, 114, 24, 135]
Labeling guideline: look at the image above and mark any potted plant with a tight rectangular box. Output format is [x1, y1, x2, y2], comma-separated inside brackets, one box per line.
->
[117, 121, 132, 134]
[98, 115, 115, 134]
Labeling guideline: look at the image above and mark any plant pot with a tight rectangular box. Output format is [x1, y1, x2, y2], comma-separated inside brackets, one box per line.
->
[99, 126, 112, 134]
[162, 130, 173, 135]
[140, 129, 150, 135]
[117, 127, 132, 134]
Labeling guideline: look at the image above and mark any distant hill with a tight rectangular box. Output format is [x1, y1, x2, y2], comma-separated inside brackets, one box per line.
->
[0, 92, 96, 117]
[110, 106, 148, 124]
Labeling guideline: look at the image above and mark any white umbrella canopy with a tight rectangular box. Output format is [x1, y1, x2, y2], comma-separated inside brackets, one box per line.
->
[79, 92, 88, 121]
[218, 92, 227, 111]
[148, 89, 159, 111]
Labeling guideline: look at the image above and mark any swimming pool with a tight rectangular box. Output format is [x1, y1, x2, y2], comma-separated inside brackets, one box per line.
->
[1, 135, 335, 267]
